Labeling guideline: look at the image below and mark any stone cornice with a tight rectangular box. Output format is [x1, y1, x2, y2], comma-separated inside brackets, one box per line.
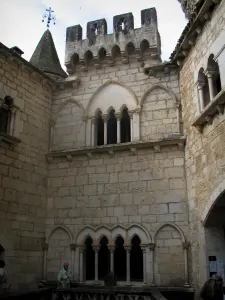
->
[143, 62, 178, 76]
[192, 88, 225, 131]
[170, 0, 221, 65]
[0, 132, 21, 145]
[46, 136, 186, 161]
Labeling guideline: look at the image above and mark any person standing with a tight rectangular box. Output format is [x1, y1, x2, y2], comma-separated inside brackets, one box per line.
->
[57, 262, 72, 289]
[0, 260, 7, 293]
[200, 274, 224, 300]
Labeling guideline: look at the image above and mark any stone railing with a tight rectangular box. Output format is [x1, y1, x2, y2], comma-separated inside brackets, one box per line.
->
[52, 287, 166, 300]
[0, 287, 52, 300]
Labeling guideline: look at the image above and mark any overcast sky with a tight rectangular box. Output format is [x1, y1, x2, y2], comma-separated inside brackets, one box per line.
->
[0, 0, 187, 69]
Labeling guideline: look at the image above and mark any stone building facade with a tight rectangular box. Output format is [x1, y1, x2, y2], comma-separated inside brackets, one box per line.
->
[0, 0, 224, 298]
[171, 0, 225, 294]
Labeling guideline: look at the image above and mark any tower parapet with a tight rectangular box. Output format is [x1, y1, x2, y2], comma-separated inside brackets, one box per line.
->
[65, 8, 161, 75]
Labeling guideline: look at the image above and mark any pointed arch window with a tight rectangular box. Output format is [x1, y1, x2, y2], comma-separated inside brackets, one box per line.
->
[107, 109, 117, 145]
[114, 236, 126, 281]
[0, 96, 13, 134]
[120, 107, 131, 143]
[84, 237, 95, 280]
[96, 110, 104, 146]
[130, 235, 143, 281]
[98, 236, 110, 280]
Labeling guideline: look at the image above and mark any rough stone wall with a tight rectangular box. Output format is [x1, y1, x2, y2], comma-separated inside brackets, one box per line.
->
[154, 225, 185, 286]
[52, 102, 85, 150]
[0, 57, 52, 290]
[47, 145, 188, 285]
[179, 0, 225, 291]
[52, 56, 180, 150]
[140, 87, 179, 141]
[47, 228, 72, 280]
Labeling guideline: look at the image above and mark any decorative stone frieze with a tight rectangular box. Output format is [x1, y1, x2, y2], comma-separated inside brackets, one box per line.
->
[47, 136, 186, 160]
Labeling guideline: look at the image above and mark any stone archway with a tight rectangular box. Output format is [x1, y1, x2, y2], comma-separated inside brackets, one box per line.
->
[201, 183, 225, 280]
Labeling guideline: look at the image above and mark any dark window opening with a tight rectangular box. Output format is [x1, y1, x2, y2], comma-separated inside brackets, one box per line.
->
[85, 237, 95, 280]
[96, 111, 104, 146]
[130, 235, 143, 281]
[98, 236, 110, 280]
[107, 110, 117, 145]
[114, 236, 126, 281]
[0, 244, 5, 261]
[215, 73, 222, 95]
[121, 107, 131, 143]
[0, 96, 12, 134]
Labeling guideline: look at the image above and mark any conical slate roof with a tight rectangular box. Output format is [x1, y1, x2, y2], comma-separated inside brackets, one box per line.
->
[30, 29, 67, 78]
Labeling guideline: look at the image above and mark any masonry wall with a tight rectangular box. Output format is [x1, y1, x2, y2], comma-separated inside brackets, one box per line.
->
[179, 0, 225, 291]
[0, 56, 52, 290]
[46, 56, 190, 285]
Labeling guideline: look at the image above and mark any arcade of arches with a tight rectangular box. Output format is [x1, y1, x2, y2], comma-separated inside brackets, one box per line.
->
[82, 235, 144, 283]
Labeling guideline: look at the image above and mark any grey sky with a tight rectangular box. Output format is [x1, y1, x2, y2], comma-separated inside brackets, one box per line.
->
[0, 0, 187, 68]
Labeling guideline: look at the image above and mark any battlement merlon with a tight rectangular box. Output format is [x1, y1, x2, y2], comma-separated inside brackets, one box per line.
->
[65, 8, 161, 72]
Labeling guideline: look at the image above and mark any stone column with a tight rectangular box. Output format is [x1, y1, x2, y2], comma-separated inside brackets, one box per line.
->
[91, 118, 96, 147]
[70, 244, 76, 280]
[102, 115, 108, 145]
[206, 70, 215, 101]
[149, 243, 155, 286]
[93, 246, 99, 283]
[196, 82, 205, 112]
[116, 113, 121, 144]
[43, 243, 48, 281]
[128, 112, 133, 142]
[133, 107, 141, 141]
[79, 247, 84, 282]
[183, 242, 190, 287]
[141, 246, 147, 284]
[85, 117, 92, 147]
[108, 246, 114, 273]
[9, 107, 16, 136]
[125, 246, 131, 285]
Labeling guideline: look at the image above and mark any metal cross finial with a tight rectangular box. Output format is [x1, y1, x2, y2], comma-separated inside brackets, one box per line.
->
[42, 7, 56, 28]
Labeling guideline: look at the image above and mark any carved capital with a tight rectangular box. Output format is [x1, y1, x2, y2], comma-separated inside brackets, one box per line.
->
[102, 115, 109, 123]
[124, 246, 131, 251]
[108, 245, 115, 251]
[130, 148, 137, 156]
[93, 245, 100, 251]
[135, 106, 141, 114]
[115, 113, 122, 121]
[205, 115, 213, 125]
[196, 27, 201, 35]
[108, 150, 114, 157]
[196, 124, 203, 133]
[205, 69, 216, 78]
[43, 243, 49, 250]
[46, 156, 53, 163]
[217, 105, 224, 115]
[153, 145, 161, 153]
[79, 246, 85, 253]
[177, 142, 184, 151]
[128, 111, 134, 119]
[70, 243, 76, 250]
[148, 243, 155, 251]
[183, 242, 189, 250]
[66, 154, 72, 162]
[87, 152, 93, 159]
[122, 58, 129, 64]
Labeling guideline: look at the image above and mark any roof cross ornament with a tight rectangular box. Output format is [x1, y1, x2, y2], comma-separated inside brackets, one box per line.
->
[42, 7, 56, 28]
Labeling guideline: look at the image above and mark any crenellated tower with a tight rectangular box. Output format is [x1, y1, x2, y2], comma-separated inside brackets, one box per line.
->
[65, 8, 161, 75]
